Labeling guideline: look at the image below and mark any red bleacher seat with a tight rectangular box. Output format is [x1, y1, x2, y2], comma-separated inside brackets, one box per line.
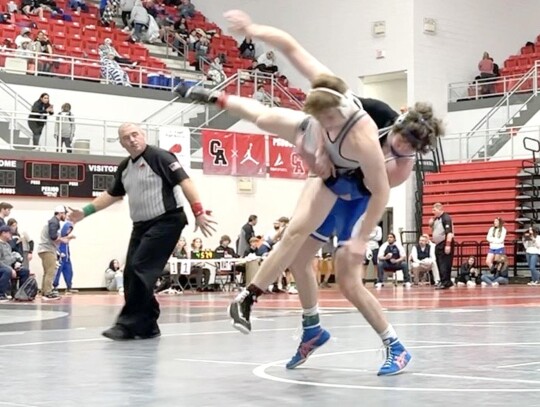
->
[116, 42, 130, 57]
[504, 58, 518, 69]
[127, 69, 148, 85]
[54, 61, 71, 76]
[0, 25, 16, 39]
[73, 64, 86, 78]
[87, 48, 99, 59]
[85, 36, 98, 50]
[67, 36, 83, 48]
[53, 37, 67, 48]
[86, 64, 101, 80]
[67, 47, 84, 58]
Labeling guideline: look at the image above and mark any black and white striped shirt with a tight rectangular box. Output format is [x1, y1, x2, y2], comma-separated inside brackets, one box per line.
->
[108, 145, 189, 222]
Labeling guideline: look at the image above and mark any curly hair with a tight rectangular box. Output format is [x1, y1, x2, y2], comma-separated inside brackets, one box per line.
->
[391, 102, 445, 154]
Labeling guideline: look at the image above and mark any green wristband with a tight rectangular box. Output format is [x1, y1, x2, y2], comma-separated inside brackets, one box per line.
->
[82, 204, 97, 217]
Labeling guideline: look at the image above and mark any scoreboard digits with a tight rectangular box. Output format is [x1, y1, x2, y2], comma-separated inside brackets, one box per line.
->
[0, 158, 119, 198]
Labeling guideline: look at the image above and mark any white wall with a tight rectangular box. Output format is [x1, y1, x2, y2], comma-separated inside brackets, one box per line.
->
[362, 78, 408, 114]
[413, 0, 540, 115]
[195, 0, 414, 93]
[12, 169, 308, 289]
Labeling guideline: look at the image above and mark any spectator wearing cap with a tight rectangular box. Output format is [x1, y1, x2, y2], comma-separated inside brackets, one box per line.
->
[37, 205, 74, 300]
[0, 202, 13, 227]
[0, 225, 30, 301]
[15, 27, 33, 49]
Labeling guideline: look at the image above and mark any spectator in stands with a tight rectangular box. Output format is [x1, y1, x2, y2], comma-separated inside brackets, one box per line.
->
[31, 30, 53, 74]
[100, 51, 132, 86]
[478, 51, 494, 95]
[98, 39, 136, 67]
[409, 234, 436, 285]
[178, 0, 194, 19]
[105, 259, 124, 293]
[129, 0, 149, 43]
[0, 202, 12, 227]
[190, 237, 211, 290]
[37, 0, 63, 15]
[430, 202, 455, 289]
[237, 214, 257, 257]
[490, 57, 500, 77]
[481, 254, 509, 286]
[215, 235, 236, 258]
[456, 256, 478, 287]
[28, 93, 54, 148]
[7, 219, 33, 269]
[253, 84, 266, 103]
[485, 217, 506, 268]
[21, 0, 44, 19]
[523, 226, 540, 285]
[120, 0, 135, 29]
[243, 236, 259, 258]
[364, 224, 383, 269]
[207, 56, 226, 84]
[525, 41, 535, 52]
[239, 36, 255, 59]
[54, 103, 75, 153]
[0, 225, 29, 301]
[187, 29, 198, 50]
[7, 1, 17, 14]
[256, 50, 278, 74]
[69, 0, 88, 13]
[376, 233, 411, 288]
[193, 34, 209, 70]
[173, 236, 188, 258]
[15, 27, 33, 49]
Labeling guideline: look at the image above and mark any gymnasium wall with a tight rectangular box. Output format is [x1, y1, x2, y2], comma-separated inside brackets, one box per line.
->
[413, 0, 540, 115]
[195, 0, 414, 93]
[11, 168, 308, 289]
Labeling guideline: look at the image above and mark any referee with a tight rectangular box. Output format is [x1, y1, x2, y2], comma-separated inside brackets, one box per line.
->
[430, 202, 454, 289]
[68, 123, 216, 340]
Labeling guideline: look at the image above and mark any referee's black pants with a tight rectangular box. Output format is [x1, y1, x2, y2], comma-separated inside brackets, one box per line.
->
[435, 240, 455, 285]
[116, 210, 187, 336]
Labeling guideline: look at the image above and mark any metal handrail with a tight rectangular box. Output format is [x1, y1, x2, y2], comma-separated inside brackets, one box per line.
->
[467, 62, 538, 138]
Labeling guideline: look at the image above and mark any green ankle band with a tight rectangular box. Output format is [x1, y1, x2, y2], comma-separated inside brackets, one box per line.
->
[82, 204, 96, 217]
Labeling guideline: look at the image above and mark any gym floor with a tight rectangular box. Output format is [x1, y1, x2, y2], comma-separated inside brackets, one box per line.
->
[1, 286, 540, 407]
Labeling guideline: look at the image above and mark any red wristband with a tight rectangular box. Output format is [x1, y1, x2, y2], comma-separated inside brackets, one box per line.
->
[191, 202, 212, 217]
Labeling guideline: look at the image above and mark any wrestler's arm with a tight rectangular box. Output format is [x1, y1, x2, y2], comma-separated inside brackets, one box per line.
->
[225, 10, 333, 82]
[385, 158, 415, 187]
[347, 118, 390, 241]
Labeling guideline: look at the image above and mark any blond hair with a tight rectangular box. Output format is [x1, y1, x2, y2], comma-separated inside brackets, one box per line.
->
[303, 73, 348, 116]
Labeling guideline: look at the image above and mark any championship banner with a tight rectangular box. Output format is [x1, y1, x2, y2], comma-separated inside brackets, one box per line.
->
[234, 133, 266, 177]
[158, 126, 191, 170]
[267, 136, 308, 179]
[202, 130, 234, 175]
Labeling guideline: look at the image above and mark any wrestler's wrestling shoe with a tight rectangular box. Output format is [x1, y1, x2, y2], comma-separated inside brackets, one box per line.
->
[286, 327, 331, 369]
[228, 289, 256, 334]
[174, 84, 222, 105]
[378, 338, 411, 376]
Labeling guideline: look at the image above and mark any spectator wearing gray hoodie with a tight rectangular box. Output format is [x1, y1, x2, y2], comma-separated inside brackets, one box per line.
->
[129, 0, 149, 42]
[54, 103, 75, 153]
[120, 0, 135, 28]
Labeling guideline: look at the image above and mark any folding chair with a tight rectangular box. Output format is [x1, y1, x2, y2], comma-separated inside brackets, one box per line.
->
[214, 259, 237, 291]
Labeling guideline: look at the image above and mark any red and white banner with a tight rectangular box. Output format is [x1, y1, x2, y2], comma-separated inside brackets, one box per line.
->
[234, 133, 266, 177]
[267, 136, 308, 179]
[202, 130, 235, 175]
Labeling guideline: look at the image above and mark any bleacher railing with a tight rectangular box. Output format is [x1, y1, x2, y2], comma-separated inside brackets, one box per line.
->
[0, 47, 200, 91]
[442, 124, 540, 162]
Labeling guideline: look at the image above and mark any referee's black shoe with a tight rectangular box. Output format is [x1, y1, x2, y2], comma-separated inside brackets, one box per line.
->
[174, 84, 221, 105]
[228, 290, 256, 334]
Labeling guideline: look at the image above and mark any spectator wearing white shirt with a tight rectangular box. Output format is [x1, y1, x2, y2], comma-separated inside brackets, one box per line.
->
[15, 27, 33, 48]
[376, 233, 411, 288]
[363, 224, 382, 267]
[409, 234, 437, 285]
[523, 227, 540, 285]
[256, 50, 278, 74]
[486, 217, 506, 268]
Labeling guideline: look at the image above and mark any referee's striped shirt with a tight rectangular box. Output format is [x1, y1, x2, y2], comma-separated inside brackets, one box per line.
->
[107, 145, 189, 222]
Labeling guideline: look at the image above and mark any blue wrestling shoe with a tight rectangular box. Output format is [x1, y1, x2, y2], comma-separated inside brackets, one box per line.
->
[286, 327, 331, 369]
[378, 338, 411, 376]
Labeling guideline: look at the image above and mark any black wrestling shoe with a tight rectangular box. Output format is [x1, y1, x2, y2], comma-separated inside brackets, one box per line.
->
[227, 289, 256, 335]
[174, 84, 221, 104]
[102, 325, 134, 341]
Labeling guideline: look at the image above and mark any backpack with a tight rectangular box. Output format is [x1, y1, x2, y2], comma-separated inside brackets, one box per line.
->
[14, 276, 38, 301]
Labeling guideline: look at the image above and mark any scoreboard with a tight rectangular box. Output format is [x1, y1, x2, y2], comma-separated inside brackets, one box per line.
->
[0, 158, 120, 198]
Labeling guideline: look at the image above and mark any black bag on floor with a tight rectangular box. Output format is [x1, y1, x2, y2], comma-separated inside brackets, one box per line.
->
[14, 276, 38, 301]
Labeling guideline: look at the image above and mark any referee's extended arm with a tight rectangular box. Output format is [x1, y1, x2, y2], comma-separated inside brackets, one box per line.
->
[67, 192, 122, 224]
